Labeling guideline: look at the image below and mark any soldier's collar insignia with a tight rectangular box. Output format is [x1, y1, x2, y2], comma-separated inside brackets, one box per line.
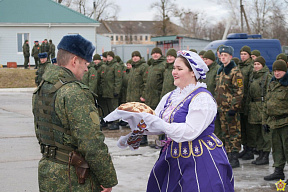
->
[237, 79, 243, 87]
[275, 179, 286, 191]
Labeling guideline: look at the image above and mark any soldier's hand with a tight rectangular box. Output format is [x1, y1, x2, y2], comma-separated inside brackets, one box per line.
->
[101, 185, 112, 192]
[227, 110, 236, 116]
[140, 97, 145, 102]
[262, 124, 270, 133]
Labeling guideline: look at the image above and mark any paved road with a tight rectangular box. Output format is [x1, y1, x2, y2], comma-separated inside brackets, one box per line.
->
[0, 88, 285, 192]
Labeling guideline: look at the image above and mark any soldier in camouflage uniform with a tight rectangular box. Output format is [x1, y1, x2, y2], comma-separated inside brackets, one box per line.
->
[160, 48, 177, 98]
[276, 53, 288, 68]
[115, 55, 126, 73]
[251, 50, 261, 61]
[198, 50, 206, 60]
[35, 52, 51, 86]
[82, 54, 102, 94]
[31, 41, 40, 69]
[22, 40, 30, 69]
[201, 50, 221, 138]
[263, 60, 288, 181]
[238, 45, 255, 160]
[215, 45, 244, 168]
[32, 34, 117, 192]
[246, 56, 272, 165]
[215, 44, 224, 66]
[120, 59, 132, 105]
[101, 51, 122, 130]
[48, 39, 56, 61]
[40, 39, 50, 54]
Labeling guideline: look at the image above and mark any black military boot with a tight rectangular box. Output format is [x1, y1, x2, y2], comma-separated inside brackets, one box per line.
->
[242, 147, 254, 160]
[140, 135, 148, 146]
[256, 151, 269, 165]
[252, 150, 263, 164]
[229, 152, 240, 168]
[264, 167, 285, 181]
[100, 119, 108, 130]
[238, 145, 247, 158]
[109, 122, 119, 130]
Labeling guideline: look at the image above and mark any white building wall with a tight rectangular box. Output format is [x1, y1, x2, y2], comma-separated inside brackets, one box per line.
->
[0, 26, 97, 66]
[96, 34, 111, 54]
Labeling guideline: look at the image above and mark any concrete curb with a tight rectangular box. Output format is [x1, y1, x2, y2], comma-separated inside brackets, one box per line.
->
[0, 87, 36, 92]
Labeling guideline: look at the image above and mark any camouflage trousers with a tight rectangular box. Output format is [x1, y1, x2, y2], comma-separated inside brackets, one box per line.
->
[240, 114, 255, 148]
[251, 124, 271, 152]
[271, 126, 288, 169]
[219, 111, 241, 153]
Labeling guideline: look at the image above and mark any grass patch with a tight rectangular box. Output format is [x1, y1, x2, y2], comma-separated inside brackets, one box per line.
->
[0, 68, 37, 88]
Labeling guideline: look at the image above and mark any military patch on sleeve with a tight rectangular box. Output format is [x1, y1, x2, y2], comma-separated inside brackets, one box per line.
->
[237, 79, 243, 87]
[90, 111, 100, 125]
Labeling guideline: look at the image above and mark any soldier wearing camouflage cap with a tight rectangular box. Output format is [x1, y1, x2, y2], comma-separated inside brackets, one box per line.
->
[263, 60, 288, 182]
[33, 34, 118, 192]
[215, 45, 244, 168]
[238, 45, 255, 161]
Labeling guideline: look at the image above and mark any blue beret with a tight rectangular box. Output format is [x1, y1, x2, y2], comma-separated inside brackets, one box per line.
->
[51, 58, 57, 64]
[38, 52, 48, 58]
[219, 46, 234, 56]
[57, 34, 95, 62]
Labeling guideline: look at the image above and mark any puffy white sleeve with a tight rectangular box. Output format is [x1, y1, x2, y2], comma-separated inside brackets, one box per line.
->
[142, 92, 217, 143]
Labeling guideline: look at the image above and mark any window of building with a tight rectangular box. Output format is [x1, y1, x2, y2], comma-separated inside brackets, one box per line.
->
[116, 36, 119, 41]
[17, 33, 29, 53]
[125, 36, 128, 41]
[140, 36, 143, 41]
[120, 36, 123, 41]
[111, 36, 114, 41]
[134, 36, 137, 41]
[145, 36, 148, 41]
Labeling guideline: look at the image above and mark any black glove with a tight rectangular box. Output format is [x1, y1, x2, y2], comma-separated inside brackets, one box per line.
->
[262, 124, 270, 133]
[227, 110, 236, 116]
[113, 93, 119, 98]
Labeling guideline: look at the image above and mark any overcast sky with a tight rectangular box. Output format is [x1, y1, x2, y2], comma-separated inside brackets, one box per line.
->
[112, 0, 230, 23]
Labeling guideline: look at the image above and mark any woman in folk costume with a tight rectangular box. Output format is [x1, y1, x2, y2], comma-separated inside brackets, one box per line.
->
[105, 50, 234, 192]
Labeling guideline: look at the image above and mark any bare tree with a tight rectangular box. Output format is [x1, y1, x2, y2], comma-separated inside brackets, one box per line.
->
[150, 0, 177, 36]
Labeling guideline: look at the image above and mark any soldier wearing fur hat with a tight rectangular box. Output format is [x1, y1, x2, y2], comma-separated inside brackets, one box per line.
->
[33, 34, 118, 192]
[35, 52, 51, 86]
[246, 56, 272, 166]
[238, 45, 255, 161]
[215, 45, 244, 168]
[160, 48, 177, 98]
[263, 60, 288, 182]
[201, 50, 221, 138]
[22, 40, 30, 69]
[32, 41, 40, 69]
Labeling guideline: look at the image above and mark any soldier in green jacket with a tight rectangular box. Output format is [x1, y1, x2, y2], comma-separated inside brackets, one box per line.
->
[238, 45, 255, 160]
[22, 40, 30, 69]
[40, 39, 50, 54]
[246, 56, 272, 165]
[48, 39, 56, 61]
[201, 50, 221, 138]
[82, 54, 101, 94]
[35, 52, 51, 86]
[115, 55, 126, 73]
[276, 53, 288, 68]
[215, 46, 244, 168]
[31, 41, 40, 69]
[142, 47, 166, 109]
[120, 59, 132, 104]
[32, 34, 117, 192]
[263, 60, 288, 182]
[101, 51, 122, 130]
[251, 50, 261, 61]
[126, 51, 148, 102]
[160, 48, 177, 98]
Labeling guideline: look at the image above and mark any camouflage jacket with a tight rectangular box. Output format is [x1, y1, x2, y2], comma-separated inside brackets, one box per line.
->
[160, 61, 176, 98]
[22, 43, 30, 57]
[247, 66, 272, 124]
[120, 68, 131, 103]
[35, 61, 51, 86]
[200, 61, 220, 97]
[82, 62, 98, 94]
[238, 58, 253, 113]
[262, 72, 288, 129]
[33, 65, 117, 191]
[96, 61, 106, 96]
[40, 42, 50, 53]
[126, 58, 148, 102]
[49, 43, 56, 58]
[215, 60, 244, 112]
[143, 56, 166, 109]
[101, 58, 122, 98]
[31, 44, 40, 58]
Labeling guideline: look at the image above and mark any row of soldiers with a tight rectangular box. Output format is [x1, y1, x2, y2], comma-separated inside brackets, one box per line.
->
[22, 39, 55, 69]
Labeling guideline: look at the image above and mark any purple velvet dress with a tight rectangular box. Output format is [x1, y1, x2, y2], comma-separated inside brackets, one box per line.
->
[146, 87, 234, 192]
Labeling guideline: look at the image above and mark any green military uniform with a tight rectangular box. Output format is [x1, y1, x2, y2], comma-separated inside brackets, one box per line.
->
[40, 42, 50, 53]
[22, 41, 30, 69]
[215, 60, 244, 153]
[144, 55, 166, 109]
[49, 42, 56, 60]
[33, 65, 117, 192]
[247, 64, 272, 164]
[32, 43, 40, 69]
[120, 67, 131, 104]
[35, 61, 51, 86]
[238, 57, 254, 157]
[82, 62, 98, 94]
[160, 60, 176, 98]
[97, 61, 107, 117]
[126, 58, 149, 102]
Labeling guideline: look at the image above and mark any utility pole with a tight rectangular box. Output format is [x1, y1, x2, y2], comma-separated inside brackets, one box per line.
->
[240, 0, 251, 34]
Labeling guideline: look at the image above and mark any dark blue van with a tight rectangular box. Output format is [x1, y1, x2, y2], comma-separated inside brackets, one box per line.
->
[204, 33, 282, 70]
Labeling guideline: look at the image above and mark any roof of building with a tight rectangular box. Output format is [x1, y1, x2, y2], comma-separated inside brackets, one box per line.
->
[0, 0, 99, 24]
[151, 35, 211, 42]
[98, 20, 191, 36]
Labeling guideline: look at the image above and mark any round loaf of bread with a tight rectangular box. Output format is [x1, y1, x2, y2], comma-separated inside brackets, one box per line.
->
[118, 102, 155, 115]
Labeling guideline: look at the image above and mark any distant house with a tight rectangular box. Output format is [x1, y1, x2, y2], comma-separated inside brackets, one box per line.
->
[98, 20, 192, 45]
[0, 0, 103, 66]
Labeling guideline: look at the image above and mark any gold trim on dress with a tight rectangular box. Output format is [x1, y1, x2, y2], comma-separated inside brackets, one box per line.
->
[180, 141, 192, 158]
